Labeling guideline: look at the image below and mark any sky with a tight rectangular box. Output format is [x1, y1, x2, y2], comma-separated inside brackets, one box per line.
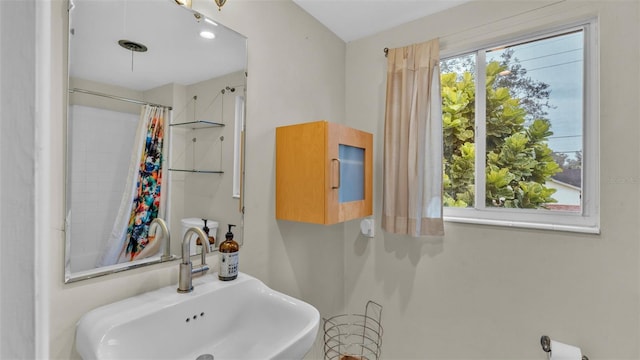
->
[487, 30, 584, 159]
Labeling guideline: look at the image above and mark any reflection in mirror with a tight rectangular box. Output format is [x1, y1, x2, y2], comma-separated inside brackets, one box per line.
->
[65, 0, 247, 282]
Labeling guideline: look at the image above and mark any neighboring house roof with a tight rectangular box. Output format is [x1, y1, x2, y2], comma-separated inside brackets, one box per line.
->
[546, 204, 581, 211]
[552, 168, 581, 188]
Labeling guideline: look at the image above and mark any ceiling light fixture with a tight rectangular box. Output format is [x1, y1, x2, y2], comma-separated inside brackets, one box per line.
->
[174, 0, 192, 8]
[214, 0, 227, 11]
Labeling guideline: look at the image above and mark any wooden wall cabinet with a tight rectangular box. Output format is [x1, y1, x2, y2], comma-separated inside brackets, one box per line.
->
[276, 121, 373, 225]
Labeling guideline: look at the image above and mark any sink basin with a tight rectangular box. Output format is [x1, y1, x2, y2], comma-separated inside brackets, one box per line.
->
[76, 272, 320, 360]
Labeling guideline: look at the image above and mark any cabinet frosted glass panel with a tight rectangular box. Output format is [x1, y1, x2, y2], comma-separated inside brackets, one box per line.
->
[338, 144, 365, 203]
[276, 120, 373, 225]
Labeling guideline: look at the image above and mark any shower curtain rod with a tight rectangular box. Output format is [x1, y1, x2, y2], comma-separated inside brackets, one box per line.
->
[68, 88, 173, 110]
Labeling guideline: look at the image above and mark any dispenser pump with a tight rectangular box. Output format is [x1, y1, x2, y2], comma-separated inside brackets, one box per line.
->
[218, 224, 239, 281]
[197, 219, 215, 249]
[225, 224, 236, 239]
[203, 219, 210, 234]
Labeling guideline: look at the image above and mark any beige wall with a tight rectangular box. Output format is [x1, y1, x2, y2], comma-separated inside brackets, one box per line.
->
[344, 1, 640, 359]
[1, 1, 36, 358]
[40, 0, 640, 359]
[47, 0, 346, 358]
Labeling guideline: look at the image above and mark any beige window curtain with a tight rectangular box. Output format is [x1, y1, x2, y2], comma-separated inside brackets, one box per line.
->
[382, 38, 444, 236]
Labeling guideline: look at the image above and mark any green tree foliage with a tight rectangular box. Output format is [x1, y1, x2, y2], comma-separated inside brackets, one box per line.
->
[442, 60, 562, 209]
[441, 49, 554, 121]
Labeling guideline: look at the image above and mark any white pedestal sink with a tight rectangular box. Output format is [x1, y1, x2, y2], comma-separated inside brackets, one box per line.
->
[76, 272, 320, 360]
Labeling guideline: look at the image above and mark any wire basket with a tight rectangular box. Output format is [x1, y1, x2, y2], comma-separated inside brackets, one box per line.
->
[324, 300, 383, 360]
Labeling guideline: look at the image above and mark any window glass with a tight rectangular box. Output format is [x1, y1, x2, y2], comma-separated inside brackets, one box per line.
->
[486, 31, 583, 211]
[441, 53, 476, 208]
[441, 30, 584, 213]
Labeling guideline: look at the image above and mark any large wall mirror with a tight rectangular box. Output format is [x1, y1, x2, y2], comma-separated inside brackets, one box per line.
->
[65, 0, 247, 282]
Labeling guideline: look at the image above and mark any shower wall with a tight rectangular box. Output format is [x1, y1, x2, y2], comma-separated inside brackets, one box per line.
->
[67, 105, 138, 272]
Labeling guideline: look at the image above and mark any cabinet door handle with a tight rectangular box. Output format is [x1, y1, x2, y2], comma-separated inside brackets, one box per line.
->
[331, 158, 341, 189]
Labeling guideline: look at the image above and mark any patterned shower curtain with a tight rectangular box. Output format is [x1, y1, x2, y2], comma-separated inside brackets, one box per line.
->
[98, 105, 168, 266]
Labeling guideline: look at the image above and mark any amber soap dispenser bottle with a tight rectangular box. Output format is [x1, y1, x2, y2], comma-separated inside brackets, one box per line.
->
[218, 224, 239, 281]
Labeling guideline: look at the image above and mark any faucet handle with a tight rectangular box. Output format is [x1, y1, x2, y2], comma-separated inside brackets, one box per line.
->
[177, 262, 193, 293]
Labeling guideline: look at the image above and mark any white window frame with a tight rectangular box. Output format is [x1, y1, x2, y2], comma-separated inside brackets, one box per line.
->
[441, 18, 600, 234]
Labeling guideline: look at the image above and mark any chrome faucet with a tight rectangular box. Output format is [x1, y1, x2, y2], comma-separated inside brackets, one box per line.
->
[149, 218, 174, 262]
[177, 227, 211, 293]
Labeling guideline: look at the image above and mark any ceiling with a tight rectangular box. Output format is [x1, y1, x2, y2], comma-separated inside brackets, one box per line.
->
[292, 0, 471, 43]
[69, 0, 247, 91]
[69, 0, 468, 92]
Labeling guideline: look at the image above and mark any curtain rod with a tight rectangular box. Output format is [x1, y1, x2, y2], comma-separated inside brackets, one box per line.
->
[68, 88, 173, 110]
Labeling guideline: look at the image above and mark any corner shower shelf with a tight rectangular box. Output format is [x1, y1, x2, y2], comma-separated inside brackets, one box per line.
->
[170, 120, 225, 129]
[169, 120, 225, 173]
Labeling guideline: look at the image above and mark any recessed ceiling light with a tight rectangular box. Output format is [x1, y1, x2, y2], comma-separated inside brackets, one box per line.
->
[200, 31, 215, 40]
